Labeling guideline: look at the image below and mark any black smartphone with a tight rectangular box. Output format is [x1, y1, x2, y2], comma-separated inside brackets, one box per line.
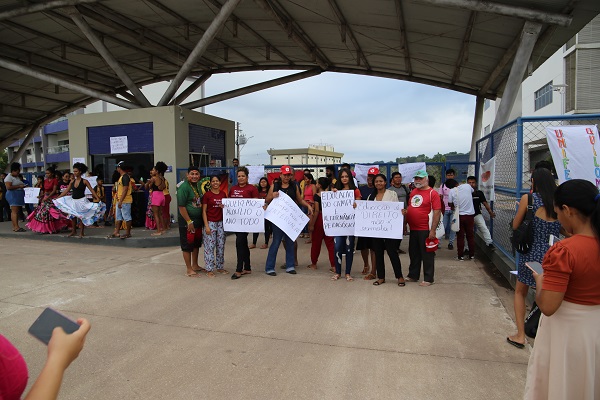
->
[28, 308, 80, 345]
[525, 261, 544, 275]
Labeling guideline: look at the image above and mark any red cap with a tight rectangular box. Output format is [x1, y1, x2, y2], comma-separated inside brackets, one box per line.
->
[281, 165, 292, 174]
[425, 238, 439, 252]
[367, 167, 379, 175]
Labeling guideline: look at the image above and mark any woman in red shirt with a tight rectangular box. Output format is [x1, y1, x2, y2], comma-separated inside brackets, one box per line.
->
[26, 166, 68, 233]
[525, 179, 600, 399]
[228, 167, 259, 280]
[202, 175, 228, 277]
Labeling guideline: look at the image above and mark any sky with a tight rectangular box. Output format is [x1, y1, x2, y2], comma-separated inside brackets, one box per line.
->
[200, 71, 476, 165]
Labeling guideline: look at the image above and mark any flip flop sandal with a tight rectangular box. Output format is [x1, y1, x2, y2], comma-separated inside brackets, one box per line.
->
[216, 269, 229, 274]
[363, 273, 376, 280]
[398, 279, 406, 287]
[120, 234, 132, 239]
[345, 275, 354, 281]
[15, 228, 26, 232]
[373, 280, 385, 286]
[331, 274, 341, 281]
[105, 233, 120, 239]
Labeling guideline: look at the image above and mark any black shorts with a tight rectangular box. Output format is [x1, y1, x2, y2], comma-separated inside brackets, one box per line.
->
[179, 221, 203, 252]
[355, 236, 373, 251]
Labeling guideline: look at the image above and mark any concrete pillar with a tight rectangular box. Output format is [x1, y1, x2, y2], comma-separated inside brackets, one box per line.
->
[469, 96, 485, 162]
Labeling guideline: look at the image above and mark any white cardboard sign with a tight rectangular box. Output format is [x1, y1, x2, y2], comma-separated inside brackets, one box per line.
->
[321, 190, 356, 236]
[354, 200, 404, 239]
[84, 176, 98, 196]
[247, 165, 265, 185]
[398, 162, 427, 183]
[110, 136, 128, 154]
[222, 198, 265, 233]
[24, 187, 41, 204]
[354, 164, 378, 185]
[264, 191, 309, 241]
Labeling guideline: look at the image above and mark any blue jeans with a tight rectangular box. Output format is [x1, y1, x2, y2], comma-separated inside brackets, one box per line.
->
[265, 224, 296, 273]
[334, 236, 355, 275]
[443, 210, 456, 243]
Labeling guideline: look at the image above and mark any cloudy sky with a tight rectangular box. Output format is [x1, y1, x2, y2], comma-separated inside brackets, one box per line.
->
[201, 71, 476, 165]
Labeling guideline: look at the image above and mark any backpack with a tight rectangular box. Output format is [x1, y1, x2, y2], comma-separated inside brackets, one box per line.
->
[511, 193, 534, 254]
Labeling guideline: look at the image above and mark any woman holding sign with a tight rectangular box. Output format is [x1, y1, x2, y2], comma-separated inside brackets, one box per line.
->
[264, 165, 313, 276]
[202, 175, 228, 277]
[229, 167, 259, 280]
[369, 174, 405, 287]
[331, 168, 361, 281]
[307, 177, 335, 271]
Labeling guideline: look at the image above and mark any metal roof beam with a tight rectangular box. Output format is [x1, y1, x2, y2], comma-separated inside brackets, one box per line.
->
[182, 69, 322, 109]
[158, 0, 242, 106]
[415, 0, 572, 27]
[492, 21, 542, 130]
[452, 11, 476, 85]
[327, 0, 370, 69]
[0, 0, 104, 21]
[0, 88, 72, 105]
[394, 0, 412, 76]
[67, 7, 152, 107]
[0, 57, 140, 110]
[170, 72, 212, 106]
[253, 0, 329, 69]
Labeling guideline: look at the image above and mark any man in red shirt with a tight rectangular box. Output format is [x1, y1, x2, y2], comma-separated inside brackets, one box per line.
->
[403, 170, 442, 286]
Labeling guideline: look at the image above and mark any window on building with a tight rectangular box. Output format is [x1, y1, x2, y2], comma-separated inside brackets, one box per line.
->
[534, 81, 553, 111]
[483, 125, 491, 135]
[484, 98, 491, 110]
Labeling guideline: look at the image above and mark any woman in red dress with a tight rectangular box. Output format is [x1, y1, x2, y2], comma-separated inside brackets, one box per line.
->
[26, 166, 68, 233]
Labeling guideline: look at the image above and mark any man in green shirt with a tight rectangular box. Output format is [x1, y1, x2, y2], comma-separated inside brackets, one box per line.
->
[177, 166, 204, 277]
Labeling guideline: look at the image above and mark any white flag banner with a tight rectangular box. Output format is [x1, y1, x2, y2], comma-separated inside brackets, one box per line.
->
[354, 164, 378, 185]
[321, 190, 356, 236]
[24, 187, 40, 204]
[354, 200, 404, 239]
[546, 125, 600, 187]
[398, 162, 426, 183]
[84, 176, 97, 196]
[222, 198, 265, 233]
[479, 156, 496, 202]
[110, 136, 128, 154]
[246, 165, 265, 185]
[265, 191, 309, 240]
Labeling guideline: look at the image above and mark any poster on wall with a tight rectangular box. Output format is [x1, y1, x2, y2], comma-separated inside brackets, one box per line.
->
[247, 165, 265, 185]
[545, 125, 600, 187]
[72, 157, 85, 165]
[398, 162, 426, 183]
[479, 156, 496, 202]
[110, 136, 128, 154]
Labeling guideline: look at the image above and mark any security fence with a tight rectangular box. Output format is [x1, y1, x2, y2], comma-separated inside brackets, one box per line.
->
[476, 113, 600, 265]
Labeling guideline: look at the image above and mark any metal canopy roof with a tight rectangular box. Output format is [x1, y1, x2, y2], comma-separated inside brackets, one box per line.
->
[1, 0, 599, 149]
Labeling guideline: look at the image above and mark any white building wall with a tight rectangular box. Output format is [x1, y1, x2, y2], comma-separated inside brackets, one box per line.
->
[522, 50, 565, 116]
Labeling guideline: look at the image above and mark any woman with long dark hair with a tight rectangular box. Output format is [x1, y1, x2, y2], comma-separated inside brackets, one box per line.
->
[307, 177, 335, 271]
[26, 166, 68, 233]
[507, 168, 561, 348]
[331, 168, 361, 281]
[145, 161, 168, 236]
[202, 175, 228, 277]
[250, 177, 272, 249]
[524, 179, 600, 398]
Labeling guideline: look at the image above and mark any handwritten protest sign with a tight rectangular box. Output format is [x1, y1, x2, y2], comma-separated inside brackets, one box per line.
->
[24, 188, 40, 204]
[321, 190, 356, 236]
[354, 200, 404, 239]
[247, 165, 265, 185]
[222, 198, 265, 233]
[110, 136, 128, 154]
[398, 162, 426, 183]
[84, 176, 97, 196]
[354, 164, 378, 185]
[265, 191, 309, 240]
[546, 125, 600, 187]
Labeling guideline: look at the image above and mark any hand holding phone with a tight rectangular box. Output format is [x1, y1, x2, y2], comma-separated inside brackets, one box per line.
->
[28, 308, 81, 345]
[525, 261, 544, 275]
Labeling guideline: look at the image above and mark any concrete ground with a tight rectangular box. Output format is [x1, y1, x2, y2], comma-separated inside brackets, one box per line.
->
[0, 222, 530, 400]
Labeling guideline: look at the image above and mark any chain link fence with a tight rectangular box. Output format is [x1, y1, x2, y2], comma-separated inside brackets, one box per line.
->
[477, 114, 600, 264]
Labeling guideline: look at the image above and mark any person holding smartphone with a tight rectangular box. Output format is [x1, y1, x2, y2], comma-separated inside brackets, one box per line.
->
[0, 318, 90, 400]
[524, 179, 600, 399]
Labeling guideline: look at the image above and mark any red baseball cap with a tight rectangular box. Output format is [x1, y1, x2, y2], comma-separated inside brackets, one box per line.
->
[367, 167, 379, 175]
[425, 238, 439, 252]
[281, 165, 292, 174]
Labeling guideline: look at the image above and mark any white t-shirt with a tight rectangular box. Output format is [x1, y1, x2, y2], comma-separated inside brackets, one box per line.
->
[4, 174, 24, 188]
[447, 184, 475, 215]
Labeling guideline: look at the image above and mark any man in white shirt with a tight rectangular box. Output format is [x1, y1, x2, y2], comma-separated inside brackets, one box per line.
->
[446, 179, 475, 261]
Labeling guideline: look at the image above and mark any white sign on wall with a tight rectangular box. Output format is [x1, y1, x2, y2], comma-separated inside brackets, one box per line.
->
[72, 157, 85, 165]
[110, 136, 128, 154]
[354, 200, 404, 239]
[222, 198, 265, 233]
[320, 190, 356, 236]
[265, 191, 309, 241]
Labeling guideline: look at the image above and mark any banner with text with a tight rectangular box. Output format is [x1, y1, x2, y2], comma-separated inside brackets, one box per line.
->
[546, 125, 600, 187]
[24, 188, 41, 204]
[398, 162, 426, 183]
[354, 200, 404, 239]
[265, 191, 309, 241]
[321, 190, 356, 236]
[222, 198, 265, 233]
[479, 156, 496, 202]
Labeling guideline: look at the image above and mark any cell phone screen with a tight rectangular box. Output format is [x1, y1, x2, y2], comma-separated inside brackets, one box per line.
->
[525, 261, 544, 275]
[28, 308, 80, 345]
